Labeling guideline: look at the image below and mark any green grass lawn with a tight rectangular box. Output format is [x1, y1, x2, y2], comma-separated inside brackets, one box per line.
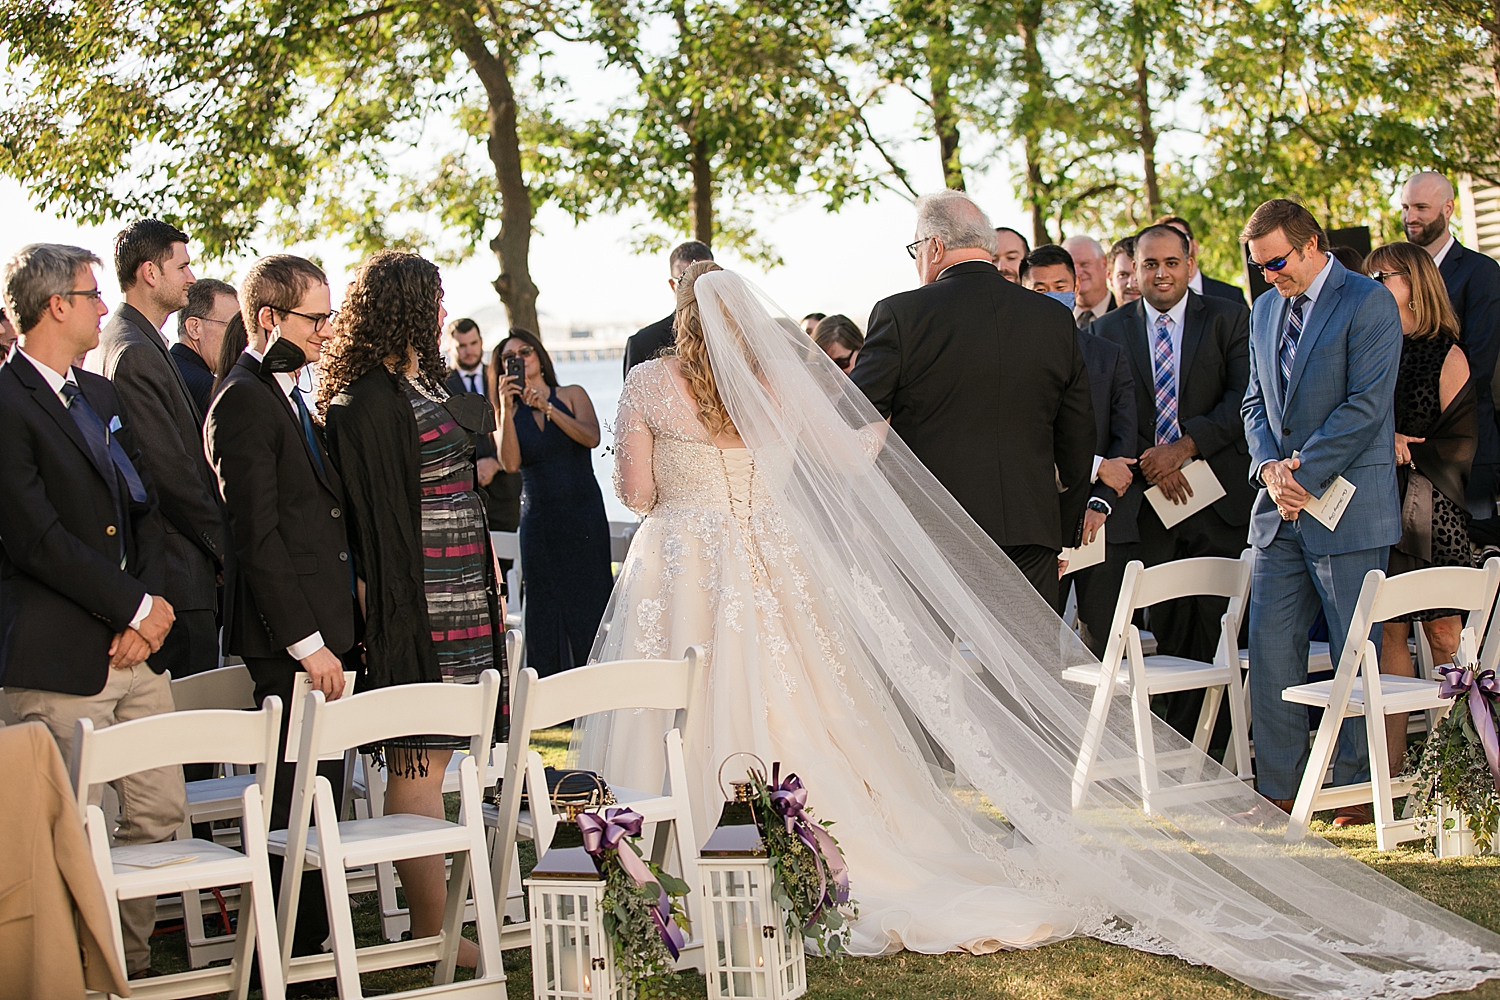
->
[150, 726, 1500, 998]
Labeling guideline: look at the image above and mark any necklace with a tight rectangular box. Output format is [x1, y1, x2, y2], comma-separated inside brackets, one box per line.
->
[399, 368, 448, 404]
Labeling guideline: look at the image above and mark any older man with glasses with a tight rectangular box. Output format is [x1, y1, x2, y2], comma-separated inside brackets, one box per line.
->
[855, 189, 1096, 606]
[1235, 198, 1403, 828]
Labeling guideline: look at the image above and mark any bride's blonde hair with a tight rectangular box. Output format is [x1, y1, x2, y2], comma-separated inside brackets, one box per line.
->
[671, 260, 737, 440]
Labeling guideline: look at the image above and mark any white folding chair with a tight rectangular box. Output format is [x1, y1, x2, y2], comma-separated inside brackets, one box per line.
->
[1067, 553, 1254, 811]
[271, 671, 505, 997]
[167, 664, 261, 966]
[344, 629, 524, 943]
[0, 688, 20, 726]
[490, 530, 523, 630]
[488, 648, 706, 971]
[608, 519, 640, 564]
[72, 700, 285, 1000]
[1284, 558, 1500, 849]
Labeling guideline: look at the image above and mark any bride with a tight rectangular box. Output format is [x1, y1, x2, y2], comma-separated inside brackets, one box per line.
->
[574, 261, 1500, 998]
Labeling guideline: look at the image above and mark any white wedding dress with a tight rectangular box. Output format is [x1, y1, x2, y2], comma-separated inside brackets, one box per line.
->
[574, 270, 1500, 998]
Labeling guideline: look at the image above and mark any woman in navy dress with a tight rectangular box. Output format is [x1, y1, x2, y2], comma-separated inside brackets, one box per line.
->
[495, 328, 614, 675]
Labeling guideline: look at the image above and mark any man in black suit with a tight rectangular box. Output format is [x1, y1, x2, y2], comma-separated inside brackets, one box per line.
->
[1401, 171, 1500, 532]
[622, 240, 714, 376]
[445, 316, 521, 540]
[1092, 224, 1253, 737]
[853, 190, 1096, 607]
[1019, 245, 1141, 648]
[96, 220, 228, 680]
[205, 254, 356, 965]
[0, 244, 183, 978]
[172, 277, 238, 418]
[1156, 215, 1250, 307]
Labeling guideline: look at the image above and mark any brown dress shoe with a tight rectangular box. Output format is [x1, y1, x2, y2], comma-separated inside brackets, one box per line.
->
[1332, 804, 1373, 827]
[1222, 798, 1294, 828]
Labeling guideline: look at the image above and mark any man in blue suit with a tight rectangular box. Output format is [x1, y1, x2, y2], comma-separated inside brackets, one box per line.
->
[1239, 199, 1402, 826]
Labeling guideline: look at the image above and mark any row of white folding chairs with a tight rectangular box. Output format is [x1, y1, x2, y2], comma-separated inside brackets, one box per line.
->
[1062, 549, 1500, 850]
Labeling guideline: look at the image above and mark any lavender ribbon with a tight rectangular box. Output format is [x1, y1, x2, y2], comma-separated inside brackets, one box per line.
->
[768, 764, 850, 924]
[578, 807, 684, 959]
[1437, 663, 1500, 797]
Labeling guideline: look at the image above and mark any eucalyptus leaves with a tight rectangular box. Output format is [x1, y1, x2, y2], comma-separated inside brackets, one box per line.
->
[582, 808, 692, 994]
[1409, 661, 1500, 854]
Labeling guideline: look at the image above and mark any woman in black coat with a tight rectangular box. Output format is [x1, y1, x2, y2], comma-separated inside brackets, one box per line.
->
[319, 250, 505, 968]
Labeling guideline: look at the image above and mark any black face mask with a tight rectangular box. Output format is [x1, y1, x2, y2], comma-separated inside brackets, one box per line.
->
[261, 336, 306, 374]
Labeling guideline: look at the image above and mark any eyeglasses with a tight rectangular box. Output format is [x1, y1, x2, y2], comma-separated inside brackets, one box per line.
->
[501, 345, 535, 359]
[275, 307, 337, 332]
[830, 352, 856, 371]
[906, 237, 934, 259]
[195, 316, 232, 328]
[1248, 253, 1292, 274]
[1369, 269, 1409, 283]
[59, 288, 104, 301]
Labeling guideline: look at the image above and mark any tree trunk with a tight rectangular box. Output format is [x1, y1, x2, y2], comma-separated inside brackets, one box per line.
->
[1134, 51, 1159, 219]
[452, 13, 540, 335]
[930, 49, 965, 190]
[690, 134, 713, 245]
[1016, 0, 1047, 241]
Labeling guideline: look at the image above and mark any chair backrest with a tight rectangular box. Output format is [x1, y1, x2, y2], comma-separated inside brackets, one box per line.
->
[506, 628, 523, 696]
[608, 520, 639, 563]
[169, 664, 257, 711]
[296, 670, 502, 782]
[1131, 554, 1253, 609]
[490, 530, 521, 565]
[1366, 558, 1500, 631]
[71, 698, 282, 818]
[510, 649, 702, 740]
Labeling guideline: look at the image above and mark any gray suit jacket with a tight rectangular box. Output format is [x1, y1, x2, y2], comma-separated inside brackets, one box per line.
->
[1241, 257, 1403, 555]
[97, 303, 227, 612]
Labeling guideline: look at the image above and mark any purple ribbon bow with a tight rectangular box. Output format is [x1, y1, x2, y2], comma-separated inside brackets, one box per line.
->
[768, 764, 850, 925]
[1437, 663, 1500, 797]
[578, 807, 684, 959]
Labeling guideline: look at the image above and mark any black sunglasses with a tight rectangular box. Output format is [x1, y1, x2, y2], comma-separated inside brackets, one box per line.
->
[1369, 269, 1409, 283]
[1248, 253, 1292, 274]
[831, 351, 855, 371]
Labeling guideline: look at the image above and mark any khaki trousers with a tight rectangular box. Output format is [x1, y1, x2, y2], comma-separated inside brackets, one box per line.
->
[6, 664, 188, 973]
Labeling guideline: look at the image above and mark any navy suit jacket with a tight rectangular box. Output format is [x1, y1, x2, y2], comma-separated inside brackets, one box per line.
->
[1076, 330, 1140, 543]
[1242, 256, 1403, 555]
[623, 314, 674, 378]
[1201, 274, 1248, 308]
[170, 342, 215, 421]
[0, 353, 167, 695]
[1438, 240, 1500, 510]
[1094, 291, 1255, 531]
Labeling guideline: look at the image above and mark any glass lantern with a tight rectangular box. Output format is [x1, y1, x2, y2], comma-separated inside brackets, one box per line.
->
[525, 803, 631, 1000]
[697, 759, 807, 1000]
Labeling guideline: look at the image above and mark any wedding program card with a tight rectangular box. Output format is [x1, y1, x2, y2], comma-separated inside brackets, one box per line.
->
[1061, 524, 1105, 575]
[284, 670, 360, 761]
[1300, 475, 1356, 530]
[1145, 459, 1227, 529]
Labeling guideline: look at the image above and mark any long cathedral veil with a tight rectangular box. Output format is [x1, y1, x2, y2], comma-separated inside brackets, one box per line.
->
[585, 269, 1500, 999]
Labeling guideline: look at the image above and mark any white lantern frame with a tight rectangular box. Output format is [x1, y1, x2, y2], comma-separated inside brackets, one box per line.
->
[698, 760, 807, 1000]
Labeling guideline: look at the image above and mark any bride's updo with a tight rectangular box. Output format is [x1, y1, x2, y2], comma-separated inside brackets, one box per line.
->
[671, 259, 737, 439]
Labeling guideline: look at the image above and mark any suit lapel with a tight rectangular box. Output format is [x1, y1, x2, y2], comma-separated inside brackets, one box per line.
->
[9, 355, 114, 489]
[1283, 264, 1344, 410]
[1264, 297, 1288, 417]
[1178, 292, 1207, 400]
[1122, 301, 1153, 393]
[120, 303, 205, 423]
[1440, 240, 1463, 282]
[258, 364, 337, 494]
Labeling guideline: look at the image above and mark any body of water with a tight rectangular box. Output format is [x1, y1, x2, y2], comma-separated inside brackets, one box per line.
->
[552, 356, 632, 524]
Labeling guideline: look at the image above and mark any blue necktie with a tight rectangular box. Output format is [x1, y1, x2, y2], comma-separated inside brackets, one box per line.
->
[60, 382, 143, 567]
[1279, 294, 1309, 397]
[1151, 313, 1180, 445]
[291, 386, 327, 477]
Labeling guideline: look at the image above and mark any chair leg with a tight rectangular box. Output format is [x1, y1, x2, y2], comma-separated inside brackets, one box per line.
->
[313, 779, 362, 1000]
[1225, 670, 1254, 783]
[1130, 682, 1162, 813]
[435, 850, 469, 986]
[1366, 690, 1398, 850]
[1192, 686, 1222, 754]
[459, 758, 505, 980]
[243, 788, 286, 1000]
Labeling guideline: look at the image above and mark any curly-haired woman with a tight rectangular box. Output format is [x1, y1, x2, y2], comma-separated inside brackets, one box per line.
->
[318, 249, 506, 966]
[489, 327, 614, 675]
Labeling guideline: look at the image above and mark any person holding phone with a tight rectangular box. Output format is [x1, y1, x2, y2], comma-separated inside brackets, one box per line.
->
[491, 328, 614, 676]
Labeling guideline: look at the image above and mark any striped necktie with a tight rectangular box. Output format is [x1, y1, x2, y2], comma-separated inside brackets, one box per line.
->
[1151, 312, 1180, 445]
[1279, 294, 1309, 396]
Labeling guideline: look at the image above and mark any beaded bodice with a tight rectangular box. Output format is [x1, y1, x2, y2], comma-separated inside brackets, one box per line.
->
[613, 359, 774, 518]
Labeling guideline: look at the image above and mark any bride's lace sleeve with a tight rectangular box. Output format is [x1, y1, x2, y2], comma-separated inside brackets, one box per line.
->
[613, 364, 658, 514]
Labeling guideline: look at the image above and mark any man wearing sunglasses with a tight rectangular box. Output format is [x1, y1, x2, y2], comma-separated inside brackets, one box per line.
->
[1238, 198, 1403, 828]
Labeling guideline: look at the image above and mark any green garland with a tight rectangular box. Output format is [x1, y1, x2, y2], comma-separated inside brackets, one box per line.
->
[747, 772, 857, 957]
[1409, 691, 1500, 854]
[598, 838, 693, 997]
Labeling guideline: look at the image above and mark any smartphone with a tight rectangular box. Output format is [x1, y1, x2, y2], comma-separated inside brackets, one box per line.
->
[505, 355, 525, 389]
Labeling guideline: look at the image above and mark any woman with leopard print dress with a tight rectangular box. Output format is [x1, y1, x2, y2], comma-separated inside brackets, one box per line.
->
[1367, 241, 1477, 780]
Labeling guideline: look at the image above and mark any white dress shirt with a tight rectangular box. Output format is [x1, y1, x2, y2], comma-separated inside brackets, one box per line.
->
[16, 347, 153, 631]
[1431, 232, 1456, 269]
[1188, 270, 1204, 294]
[1142, 293, 1190, 392]
[241, 347, 325, 661]
[457, 364, 484, 396]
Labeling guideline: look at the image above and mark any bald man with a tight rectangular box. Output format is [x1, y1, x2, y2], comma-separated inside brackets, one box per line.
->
[1401, 171, 1500, 527]
[1064, 236, 1115, 329]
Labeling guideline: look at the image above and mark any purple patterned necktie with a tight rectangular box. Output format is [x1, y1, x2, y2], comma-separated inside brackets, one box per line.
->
[1151, 313, 1180, 445]
[1279, 294, 1309, 396]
